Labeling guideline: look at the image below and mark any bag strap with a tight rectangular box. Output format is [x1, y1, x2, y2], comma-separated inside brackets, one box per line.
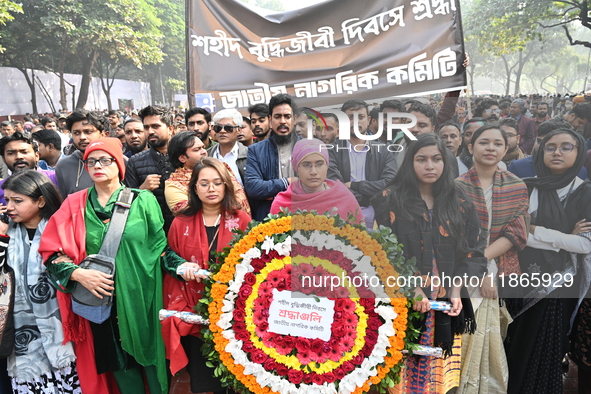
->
[97, 188, 135, 258]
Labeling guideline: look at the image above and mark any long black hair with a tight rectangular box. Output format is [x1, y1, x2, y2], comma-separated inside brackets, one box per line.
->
[2, 170, 62, 219]
[385, 133, 467, 249]
[181, 158, 239, 217]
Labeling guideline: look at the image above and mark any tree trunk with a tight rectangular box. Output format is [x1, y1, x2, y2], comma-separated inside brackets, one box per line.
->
[75, 50, 98, 109]
[17, 67, 37, 114]
[513, 52, 523, 95]
[501, 55, 511, 96]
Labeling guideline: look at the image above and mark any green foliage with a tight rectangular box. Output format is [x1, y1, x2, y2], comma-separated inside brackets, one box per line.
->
[0, 0, 21, 52]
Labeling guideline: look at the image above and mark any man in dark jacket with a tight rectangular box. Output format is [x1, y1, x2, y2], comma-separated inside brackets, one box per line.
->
[124, 105, 175, 232]
[245, 94, 299, 221]
[327, 99, 397, 229]
[55, 110, 108, 198]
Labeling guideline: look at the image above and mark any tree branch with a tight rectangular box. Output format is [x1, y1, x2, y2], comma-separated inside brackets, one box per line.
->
[562, 25, 591, 48]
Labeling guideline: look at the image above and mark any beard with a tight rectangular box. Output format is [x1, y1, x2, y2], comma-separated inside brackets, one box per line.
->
[271, 130, 294, 146]
[538, 111, 547, 118]
[149, 137, 168, 149]
[253, 127, 269, 138]
[128, 140, 147, 154]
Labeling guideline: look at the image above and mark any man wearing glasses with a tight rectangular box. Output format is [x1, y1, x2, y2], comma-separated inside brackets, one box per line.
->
[474, 98, 501, 123]
[207, 109, 248, 186]
[500, 118, 525, 167]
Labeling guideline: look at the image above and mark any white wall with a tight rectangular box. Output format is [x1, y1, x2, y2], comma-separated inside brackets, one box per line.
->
[0, 66, 152, 115]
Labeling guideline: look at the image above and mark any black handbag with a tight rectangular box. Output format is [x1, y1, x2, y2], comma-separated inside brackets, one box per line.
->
[0, 254, 15, 358]
[71, 188, 134, 324]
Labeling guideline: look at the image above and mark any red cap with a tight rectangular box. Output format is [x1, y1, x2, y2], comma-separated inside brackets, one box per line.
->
[83, 137, 125, 180]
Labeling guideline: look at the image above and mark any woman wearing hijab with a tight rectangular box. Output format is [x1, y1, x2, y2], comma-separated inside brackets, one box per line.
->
[455, 125, 530, 393]
[38, 138, 198, 394]
[372, 134, 487, 393]
[505, 128, 591, 394]
[163, 157, 250, 393]
[270, 138, 363, 223]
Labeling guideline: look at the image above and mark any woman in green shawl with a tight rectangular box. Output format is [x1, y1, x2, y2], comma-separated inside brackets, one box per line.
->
[39, 138, 199, 394]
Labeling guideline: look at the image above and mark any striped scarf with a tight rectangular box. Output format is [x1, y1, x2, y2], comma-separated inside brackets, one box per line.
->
[456, 167, 530, 275]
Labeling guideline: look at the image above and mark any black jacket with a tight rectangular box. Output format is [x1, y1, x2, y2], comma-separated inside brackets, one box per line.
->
[327, 139, 398, 207]
[124, 146, 174, 232]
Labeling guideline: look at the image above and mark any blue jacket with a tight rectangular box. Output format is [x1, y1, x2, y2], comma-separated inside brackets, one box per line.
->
[508, 155, 588, 179]
[244, 137, 290, 221]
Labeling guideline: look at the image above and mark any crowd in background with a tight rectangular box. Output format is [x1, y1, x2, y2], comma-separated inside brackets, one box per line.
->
[0, 89, 589, 394]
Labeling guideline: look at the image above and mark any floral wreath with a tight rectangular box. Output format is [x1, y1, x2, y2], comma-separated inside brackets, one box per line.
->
[198, 211, 415, 394]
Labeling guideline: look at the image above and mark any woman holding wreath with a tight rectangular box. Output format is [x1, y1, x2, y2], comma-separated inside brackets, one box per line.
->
[163, 157, 250, 393]
[372, 134, 487, 393]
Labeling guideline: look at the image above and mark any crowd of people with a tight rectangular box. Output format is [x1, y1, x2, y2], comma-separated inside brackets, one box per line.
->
[0, 89, 589, 394]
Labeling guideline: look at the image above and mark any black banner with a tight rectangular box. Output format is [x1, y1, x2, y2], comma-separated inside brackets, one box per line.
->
[187, 0, 466, 110]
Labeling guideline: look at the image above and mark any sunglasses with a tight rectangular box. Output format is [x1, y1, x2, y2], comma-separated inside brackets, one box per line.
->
[213, 124, 240, 133]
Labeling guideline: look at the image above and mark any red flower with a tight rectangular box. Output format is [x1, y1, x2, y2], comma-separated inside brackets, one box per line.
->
[295, 339, 310, 352]
[253, 312, 265, 325]
[339, 337, 354, 352]
[258, 282, 274, 297]
[282, 335, 295, 349]
[323, 372, 337, 383]
[342, 361, 355, 373]
[287, 369, 304, 385]
[239, 285, 253, 299]
[311, 373, 325, 385]
[277, 364, 289, 376]
[235, 297, 246, 310]
[310, 339, 324, 355]
[366, 330, 378, 345]
[333, 286, 350, 298]
[291, 276, 301, 292]
[352, 354, 364, 365]
[334, 368, 346, 380]
[303, 373, 313, 384]
[263, 358, 278, 372]
[297, 350, 312, 365]
[340, 258, 354, 272]
[243, 341, 255, 353]
[360, 298, 374, 308]
[234, 322, 246, 332]
[327, 347, 342, 362]
[276, 280, 287, 291]
[315, 285, 330, 297]
[251, 349, 268, 364]
[235, 330, 250, 341]
[244, 272, 257, 286]
[267, 270, 284, 287]
[251, 259, 266, 272]
[233, 309, 245, 322]
[367, 316, 382, 331]
[316, 248, 331, 260]
[298, 263, 314, 277]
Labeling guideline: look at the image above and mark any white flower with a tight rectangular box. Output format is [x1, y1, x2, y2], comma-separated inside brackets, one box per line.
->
[375, 305, 396, 321]
[261, 236, 275, 253]
[228, 279, 241, 293]
[224, 337, 241, 353]
[221, 329, 235, 340]
[221, 299, 234, 313]
[240, 247, 261, 262]
[274, 236, 291, 256]
[217, 312, 232, 329]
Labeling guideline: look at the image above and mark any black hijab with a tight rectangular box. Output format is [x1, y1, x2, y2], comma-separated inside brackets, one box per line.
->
[523, 128, 586, 271]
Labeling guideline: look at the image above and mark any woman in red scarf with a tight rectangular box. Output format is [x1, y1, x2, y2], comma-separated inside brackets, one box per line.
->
[163, 157, 250, 393]
[270, 138, 363, 223]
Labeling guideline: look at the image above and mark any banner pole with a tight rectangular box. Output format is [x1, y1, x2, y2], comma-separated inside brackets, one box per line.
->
[466, 73, 473, 119]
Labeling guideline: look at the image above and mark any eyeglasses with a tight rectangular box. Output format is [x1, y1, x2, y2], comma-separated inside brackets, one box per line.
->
[197, 181, 225, 189]
[543, 143, 577, 154]
[485, 109, 502, 114]
[505, 133, 518, 138]
[298, 162, 327, 170]
[84, 157, 116, 167]
[213, 124, 240, 133]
